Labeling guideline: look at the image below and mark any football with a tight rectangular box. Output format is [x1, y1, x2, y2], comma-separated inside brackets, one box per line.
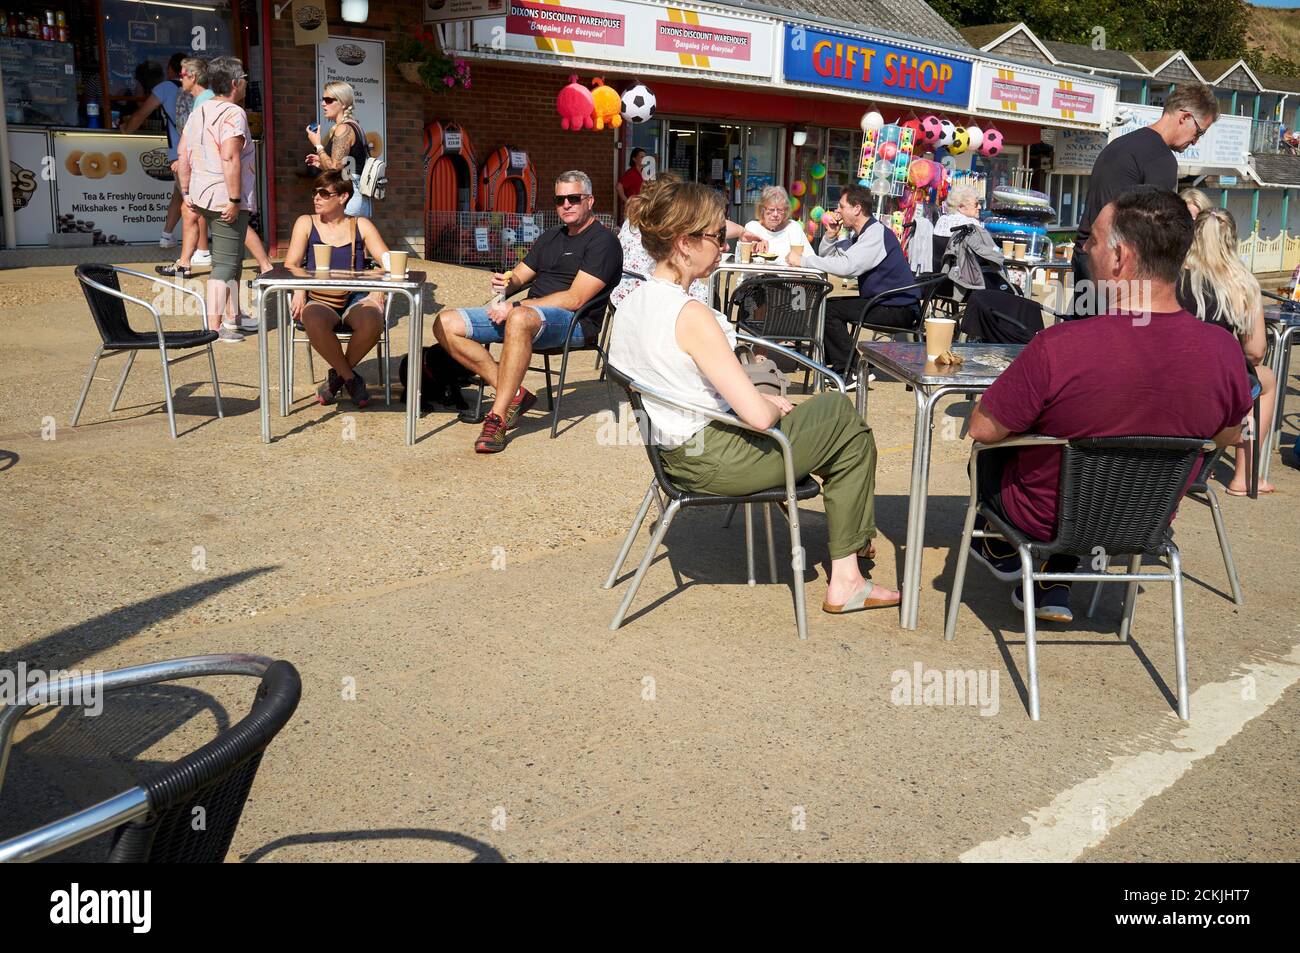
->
[919, 115, 943, 145]
[621, 84, 657, 124]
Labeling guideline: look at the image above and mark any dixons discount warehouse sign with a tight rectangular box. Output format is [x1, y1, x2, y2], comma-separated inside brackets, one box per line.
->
[479, 0, 775, 77]
[782, 24, 972, 107]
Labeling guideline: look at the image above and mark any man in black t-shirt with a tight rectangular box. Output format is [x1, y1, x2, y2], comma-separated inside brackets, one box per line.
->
[435, 170, 623, 452]
[1070, 84, 1218, 318]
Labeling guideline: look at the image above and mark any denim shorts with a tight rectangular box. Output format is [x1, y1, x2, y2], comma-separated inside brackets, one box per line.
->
[308, 290, 371, 322]
[458, 305, 584, 350]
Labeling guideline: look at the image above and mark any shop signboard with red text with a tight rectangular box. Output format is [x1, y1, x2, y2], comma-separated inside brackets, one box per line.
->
[469, 0, 776, 78]
[971, 62, 1111, 128]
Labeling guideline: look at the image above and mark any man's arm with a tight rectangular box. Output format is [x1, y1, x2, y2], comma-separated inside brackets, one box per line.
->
[801, 223, 887, 278]
[1211, 424, 1243, 450]
[968, 401, 1014, 444]
[119, 94, 162, 135]
[527, 270, 606, 313]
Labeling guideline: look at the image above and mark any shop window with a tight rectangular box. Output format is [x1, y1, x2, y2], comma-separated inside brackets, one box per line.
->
[1047, 173, 1090, 228]
[824, 128, 862, 207]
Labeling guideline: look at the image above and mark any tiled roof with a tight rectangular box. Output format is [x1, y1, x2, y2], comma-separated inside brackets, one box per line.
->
[1190, 59, 1239, 83]
[1128, 50, 1183, 73]
[1257, 72, 1300, 94]
[711, 0, 970, 48]
[1042, 40, 1147, 75]
[1253, 153, 1300, 186]
[958, 22, 1022, 49]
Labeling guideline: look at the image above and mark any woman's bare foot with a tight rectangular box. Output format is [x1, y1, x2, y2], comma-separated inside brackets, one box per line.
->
[825, 578, 898, 606]
[1226, 479, 1274, 495]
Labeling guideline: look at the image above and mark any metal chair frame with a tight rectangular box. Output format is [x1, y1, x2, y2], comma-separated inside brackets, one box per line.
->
[287, 290, 395, 406]
[72, 265, 223, 439]
[604, 334, 845, 640]
[944, 435, 1213, 721]
[0, 654, 300, 863]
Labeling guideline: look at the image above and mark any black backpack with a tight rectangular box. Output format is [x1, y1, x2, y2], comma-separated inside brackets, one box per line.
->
[397, 344, 473, 411]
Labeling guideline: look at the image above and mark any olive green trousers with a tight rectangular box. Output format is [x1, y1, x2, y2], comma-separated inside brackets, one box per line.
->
[661, 392, 879, 560]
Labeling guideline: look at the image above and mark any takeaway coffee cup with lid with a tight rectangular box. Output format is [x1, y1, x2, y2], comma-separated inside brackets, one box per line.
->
[312, 243, 332, 272]
[925, 317, 956, 362]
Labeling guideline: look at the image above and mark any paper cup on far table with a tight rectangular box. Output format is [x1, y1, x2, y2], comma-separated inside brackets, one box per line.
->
[1001, 239, 1014, 258]
[1013, 241, 1027, 260]
[737, 241, 753, 263]
[924, 317, 956, 362]
[312, 243, 332, 272]
[1060, 244, 1074, 263]
[387, 250, 408, 278]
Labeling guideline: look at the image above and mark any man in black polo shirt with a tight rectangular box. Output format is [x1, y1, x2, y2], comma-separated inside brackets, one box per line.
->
[1070, 83, 1218, 318]
[435, 170, 623, 452]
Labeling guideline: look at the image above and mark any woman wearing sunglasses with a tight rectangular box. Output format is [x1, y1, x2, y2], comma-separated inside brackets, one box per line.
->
[306, 81, 372, 217]
[283, 170, 392, 408]
[608, 180, 899, 614]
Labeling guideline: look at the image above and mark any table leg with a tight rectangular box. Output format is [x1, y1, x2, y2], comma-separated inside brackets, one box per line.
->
[278, 290, 291, 417]
[405, 289, 422, 446]
[1260, 324, 1288, 485]
[258, 286, 271, 443]
[899, 384, 933, 629]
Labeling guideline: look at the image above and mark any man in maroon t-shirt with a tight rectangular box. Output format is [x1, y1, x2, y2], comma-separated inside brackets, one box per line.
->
[616, 148, 647, 214]
[968, 189, 1252, 623]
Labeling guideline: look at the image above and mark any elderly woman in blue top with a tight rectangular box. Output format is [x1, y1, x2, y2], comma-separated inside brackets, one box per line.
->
[788, 184, 921, 377]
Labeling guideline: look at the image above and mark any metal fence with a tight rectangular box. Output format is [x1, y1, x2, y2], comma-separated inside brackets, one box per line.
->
[424, 211, 618, 270]
[1250, 119, 1284, 155]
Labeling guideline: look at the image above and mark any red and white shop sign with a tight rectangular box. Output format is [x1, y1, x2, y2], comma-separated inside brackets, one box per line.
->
[653, 19, 751, 61]
[972, 62, 1111, 127]
[507, 1, 626, 45]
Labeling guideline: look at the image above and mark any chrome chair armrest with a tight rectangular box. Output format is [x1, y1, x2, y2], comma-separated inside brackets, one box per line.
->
[735, 331, 845, 393]
[112, 265, 210, 333]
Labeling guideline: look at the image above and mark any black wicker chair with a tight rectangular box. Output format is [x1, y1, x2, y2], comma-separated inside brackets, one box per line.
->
[838, 272, 949, 381]
[603, 335, 845, 640]
[73, 264, 223, 439]
[944, 435, 1213, 720]
[465, 295, 609, 438]
[728, 274, 834, 391]
[0, 654, 300, 863]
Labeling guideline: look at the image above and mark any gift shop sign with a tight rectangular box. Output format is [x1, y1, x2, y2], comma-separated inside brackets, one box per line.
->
[475, 0, 774, 78]
[1109, 103, 1251, 174]
[781, 25, 972, 107]
[972, 63, 1110, 127]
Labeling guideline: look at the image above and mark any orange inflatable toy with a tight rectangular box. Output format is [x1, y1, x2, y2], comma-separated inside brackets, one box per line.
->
[591, 78, 622, 131]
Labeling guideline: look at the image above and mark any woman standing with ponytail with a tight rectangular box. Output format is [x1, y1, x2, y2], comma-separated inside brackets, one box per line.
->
[305, 81, 372, 217]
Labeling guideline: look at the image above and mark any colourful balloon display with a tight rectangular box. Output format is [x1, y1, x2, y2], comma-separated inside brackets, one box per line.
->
[879, 141, 898, 161]
[810, 162, 827, 179]
[791, 179, 806, 197]
[861, 110, 884, 133]
[809, 205, 826, 222]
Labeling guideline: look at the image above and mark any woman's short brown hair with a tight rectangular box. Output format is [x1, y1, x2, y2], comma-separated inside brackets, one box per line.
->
[630, 179, 725, 266]
[314, 169, 354, 201]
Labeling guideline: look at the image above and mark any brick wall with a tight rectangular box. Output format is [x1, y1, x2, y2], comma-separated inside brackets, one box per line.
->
[267, 2, 615, 253]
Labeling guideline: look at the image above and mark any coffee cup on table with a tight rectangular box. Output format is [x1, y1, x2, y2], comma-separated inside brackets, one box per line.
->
[387, 250, 408, 279]
[312, 243, 332, 272]
[1060, 244, 1074, 263]
[737, 241, 754, 264]
[1013, 241, 1027, 260]
[924, 317, 956, 362]
[1001, 239, 1014, 258]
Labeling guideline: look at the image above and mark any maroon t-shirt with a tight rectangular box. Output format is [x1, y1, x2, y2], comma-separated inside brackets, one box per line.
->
[980, 310, 1252, 541]
[618, 166, 644, 199]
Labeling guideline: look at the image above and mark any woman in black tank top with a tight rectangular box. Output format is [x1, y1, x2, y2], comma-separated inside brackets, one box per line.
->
[284, 170, 393, 408]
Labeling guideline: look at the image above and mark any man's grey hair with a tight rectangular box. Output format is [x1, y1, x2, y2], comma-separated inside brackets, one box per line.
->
[556, 170, 592, 195]
[206, 56, 245, 97]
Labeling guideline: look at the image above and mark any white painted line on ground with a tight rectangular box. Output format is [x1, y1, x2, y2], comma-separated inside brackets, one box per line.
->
[960, 643, 1300, 863]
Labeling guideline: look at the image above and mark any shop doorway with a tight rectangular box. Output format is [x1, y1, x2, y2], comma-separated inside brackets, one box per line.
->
[629, 118, 782, 222]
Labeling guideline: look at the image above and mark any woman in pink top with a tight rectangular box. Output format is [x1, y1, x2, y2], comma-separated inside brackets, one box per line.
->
[177, 56, 256, 343]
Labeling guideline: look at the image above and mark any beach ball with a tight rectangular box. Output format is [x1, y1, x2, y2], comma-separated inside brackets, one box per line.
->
[920, 115, 943, 145]
[900, 117, 922, 141]
[810, 162, 827, 180]
[980, 128, 1004, 157]
[620, 83, 657, 124]
[949, 127, 970, 155]
[791, 179, 806, 197]
[789, 195, 801, 214]
[861, 110, 884, 133]
[810, 205, 825, 223]
[874, 160, 893, 180]
[937, 119, 956, 147]
[907, 159, 932, 188]
[879, 141, 898, 162]
[966, 126, 984, 152]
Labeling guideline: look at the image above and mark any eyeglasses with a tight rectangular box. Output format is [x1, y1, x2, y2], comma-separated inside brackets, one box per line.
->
[1185, 111, 1207, 141]
[312, 188, 341, 199]
[321, 96, 337, 104]
[691, 226, 729, 247]
[762, 206, 786, 214]
[554, 193, 588, 207]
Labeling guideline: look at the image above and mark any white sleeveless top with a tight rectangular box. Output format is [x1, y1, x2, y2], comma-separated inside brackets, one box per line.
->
[608, 275, 737, 448]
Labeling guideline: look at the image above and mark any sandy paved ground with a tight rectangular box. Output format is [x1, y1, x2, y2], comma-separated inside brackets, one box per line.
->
[0, 259, 1296, 862]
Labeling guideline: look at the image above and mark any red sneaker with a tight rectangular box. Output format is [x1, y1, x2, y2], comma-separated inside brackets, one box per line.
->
[474, 412, 508, 453]
[502, 387, 538, 431]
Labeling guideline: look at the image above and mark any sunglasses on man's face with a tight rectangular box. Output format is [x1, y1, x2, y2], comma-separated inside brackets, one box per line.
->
[312, 188, 341, 199]
[1185, 111, 1207, 141]
[555, 193, 588, 207]
[321, 96, 337, 104]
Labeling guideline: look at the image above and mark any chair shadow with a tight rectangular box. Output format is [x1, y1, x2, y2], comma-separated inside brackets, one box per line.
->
[0, 450, 17, 474]
[241, 828, 506, 863]
[0, 683, 235, 861]
[610, 504, 831, 628]
[1, 566, 276, 672]
[511, 377, 615, 440]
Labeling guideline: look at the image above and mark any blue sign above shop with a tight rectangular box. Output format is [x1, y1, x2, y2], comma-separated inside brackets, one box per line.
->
[782, 24, 973, 107]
